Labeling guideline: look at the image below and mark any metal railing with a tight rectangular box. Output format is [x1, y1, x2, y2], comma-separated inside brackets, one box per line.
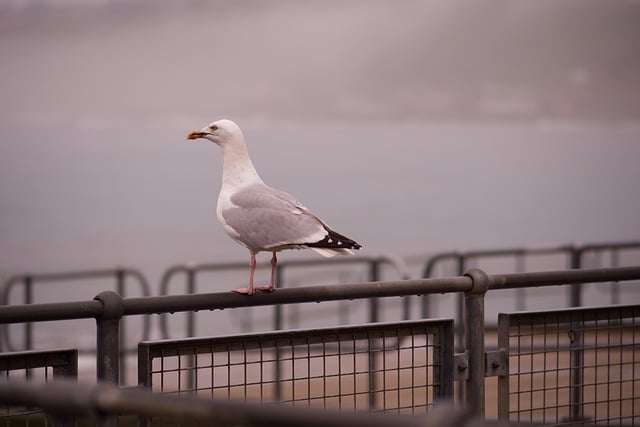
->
[138, 319, 454, 413]
[0, 348, 78, 381]
[1, 268, 152, 353]
[158, 255, 410, 338]
[2, 241, 636, 350]
[497, 304, 640, 426]
[0, 349, 78, 427]
[1, 268, 151, 385]
[421, 241, 640, 350]
[422, 241, 640, 306]
[0, 380, 509, 427]
[0, 266, 638, 406]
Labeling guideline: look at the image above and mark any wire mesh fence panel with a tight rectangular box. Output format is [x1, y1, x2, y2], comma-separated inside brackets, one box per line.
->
[498, 305, 640, 426]
[139, 319, 454, 415]
[0, 349, 78, 427]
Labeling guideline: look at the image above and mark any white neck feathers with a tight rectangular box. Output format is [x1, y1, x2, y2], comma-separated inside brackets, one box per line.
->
[218, 134, 263, 190]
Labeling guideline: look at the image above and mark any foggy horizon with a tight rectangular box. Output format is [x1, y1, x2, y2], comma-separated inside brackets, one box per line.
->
[2, 0, 640, 124]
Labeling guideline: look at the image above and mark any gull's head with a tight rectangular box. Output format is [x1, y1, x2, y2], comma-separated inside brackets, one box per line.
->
[187, 119, 243, 146]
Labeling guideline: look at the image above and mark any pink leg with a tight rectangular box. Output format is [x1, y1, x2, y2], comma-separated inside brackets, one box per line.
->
[232, 253, 257, 295]
[257, 252, 277, 292]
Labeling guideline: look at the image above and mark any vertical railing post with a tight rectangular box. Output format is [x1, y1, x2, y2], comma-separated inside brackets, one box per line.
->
[455, 255, 466, 403]
[514, 254, 526, 311]
[569, 246, 582, 307]
[611, 249, 620, 304]
[368, 337, 377, 410]
[273, 264, 284, 402]
[21, 276, 34, 379]
[186, 268, 196, 337]
[185, 268, 196, 391]
[24, 276, 33, 350]
[367, 259, 381, 410]
[273, 265, 284, 331]
[137, 344, 152, 427]
[567, 247, 584, 422]
[455, 255, 466, 351]
[94, 290, 123, 427]
[115, 270, 127, 385]
[94, 291, 123, 384]
[568, 319, 584, 423]
[368, 259, 380, 323]
[496, 314, 510, 420]
[463, 269, 490, 416]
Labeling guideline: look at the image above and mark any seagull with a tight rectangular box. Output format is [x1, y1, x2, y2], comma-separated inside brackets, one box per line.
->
[187, 119, 362, 295]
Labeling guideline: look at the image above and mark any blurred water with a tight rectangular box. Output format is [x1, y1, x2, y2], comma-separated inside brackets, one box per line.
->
[2, 118, 639, 276]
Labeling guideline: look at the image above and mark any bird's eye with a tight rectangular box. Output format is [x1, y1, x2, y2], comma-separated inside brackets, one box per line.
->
[210, 125, 218, 131]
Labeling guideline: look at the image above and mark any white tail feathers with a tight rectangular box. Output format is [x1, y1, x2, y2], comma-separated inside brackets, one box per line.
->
[310, 247, 355, 258]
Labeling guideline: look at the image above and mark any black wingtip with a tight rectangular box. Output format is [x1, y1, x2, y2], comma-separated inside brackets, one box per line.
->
[306, 228, 361, 250]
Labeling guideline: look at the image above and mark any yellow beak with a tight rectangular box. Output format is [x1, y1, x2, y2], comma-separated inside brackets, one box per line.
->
[187, 130, 205, 140]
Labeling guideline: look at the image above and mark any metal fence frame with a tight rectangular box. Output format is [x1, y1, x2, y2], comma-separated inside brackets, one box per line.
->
[0, 265, 637, 416]
[158, 255, 410, 338]
[420, 241, 640, 355]
[0, 349, 78, 427]
[0, 348, 78, 380]
[0, 380, 509, 427]
[1, 268, 151, 385]
[497, 304, 639, 426]
[2, 241, 636, 353]
[1, 268, 152, 353]
[138, 319, 454, 414]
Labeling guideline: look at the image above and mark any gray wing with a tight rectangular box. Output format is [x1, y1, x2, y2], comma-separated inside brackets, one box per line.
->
[221, 184, 327, 251]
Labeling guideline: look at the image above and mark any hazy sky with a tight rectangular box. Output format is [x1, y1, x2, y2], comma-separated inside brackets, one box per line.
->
[2, 0, 639, 123]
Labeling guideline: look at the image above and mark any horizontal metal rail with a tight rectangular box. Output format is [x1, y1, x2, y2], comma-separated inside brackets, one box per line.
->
[0, 267, 638, 324]
[579, 240, 640, 252]
[0, 380, 502, 427]
[422, 241, 640, 277]
[491, 266, 640, 288]
[0, 266, 638, 398]
[158, 255, 410, 337]
[1, 268, 152, 386]
[422, 244, 577, 278]
[159, 255, 410, 297]
[2, 268, 150, 288]
[0, 348, 78, 378]
[420, 241, 640, 358]
[421, 242, 640, 308]
[1, 267, 152, 353]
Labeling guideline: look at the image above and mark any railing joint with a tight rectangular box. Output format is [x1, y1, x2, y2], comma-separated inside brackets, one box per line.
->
[94, 291, 124, 320]
[454, 352, 469, 381]
[484, 348, 508, 377]
[463, 269, 491, 294]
